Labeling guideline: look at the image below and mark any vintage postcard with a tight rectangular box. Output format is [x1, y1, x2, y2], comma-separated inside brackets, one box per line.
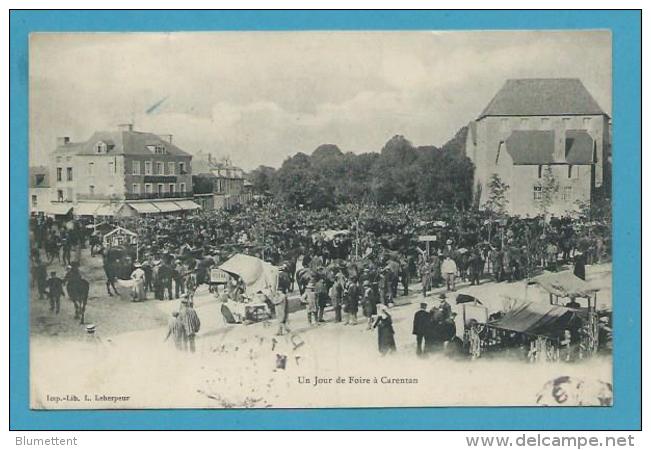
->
[28, 30, 613, 409]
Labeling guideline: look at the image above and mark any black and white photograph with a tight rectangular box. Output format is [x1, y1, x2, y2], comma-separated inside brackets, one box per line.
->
[27, 30, 613, 409]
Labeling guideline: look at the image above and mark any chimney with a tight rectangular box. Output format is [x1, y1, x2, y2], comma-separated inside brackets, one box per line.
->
[56, 137, 70, 146]
[118, 123, 134, 132]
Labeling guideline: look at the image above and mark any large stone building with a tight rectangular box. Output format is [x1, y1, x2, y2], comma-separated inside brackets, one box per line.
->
[465, 78, 611, 217]
[47, 124, 200, 216]
[192, 152, 252, 210]
[29, 166, 50, 214]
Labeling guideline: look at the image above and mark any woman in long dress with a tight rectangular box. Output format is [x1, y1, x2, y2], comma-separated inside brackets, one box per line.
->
[130, 263, 146, 301]
[373, 304, 396, 355]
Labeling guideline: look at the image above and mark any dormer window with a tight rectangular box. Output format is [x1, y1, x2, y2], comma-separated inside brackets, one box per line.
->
[147, 144, 167, 154]
[95, 141, 108, 154]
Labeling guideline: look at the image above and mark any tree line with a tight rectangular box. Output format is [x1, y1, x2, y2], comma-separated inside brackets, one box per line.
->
[249, 127, 475, 209]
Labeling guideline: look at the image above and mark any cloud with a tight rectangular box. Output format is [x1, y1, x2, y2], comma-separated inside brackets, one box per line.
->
[29, 31, 611, 170]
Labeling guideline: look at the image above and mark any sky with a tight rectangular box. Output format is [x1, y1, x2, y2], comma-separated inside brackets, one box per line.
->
[29, 31, 611, 170]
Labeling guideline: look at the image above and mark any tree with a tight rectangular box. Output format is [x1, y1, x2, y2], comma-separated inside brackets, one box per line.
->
[249, 165, 276, 194]
[536, 165, 559, 216]
[484, 173, 510, 216]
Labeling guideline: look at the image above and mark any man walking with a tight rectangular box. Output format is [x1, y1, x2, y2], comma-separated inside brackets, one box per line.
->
[179, 296, 200, 353]
[412, 303, 430, 356]
[441, 255, 458, 292]
[45, 270, 64, 314]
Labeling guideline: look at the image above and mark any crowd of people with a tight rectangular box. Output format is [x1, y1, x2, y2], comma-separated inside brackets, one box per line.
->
[29, 200, 611, 355]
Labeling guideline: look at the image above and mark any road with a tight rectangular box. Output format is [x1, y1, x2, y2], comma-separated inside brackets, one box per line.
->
[29, 249, 612, 409]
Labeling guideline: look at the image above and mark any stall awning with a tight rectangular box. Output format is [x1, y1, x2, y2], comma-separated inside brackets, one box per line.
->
[488, 302, 588, 338]
[45, 203, 73, 215]
[74, 202, 101, 216]
[127, 202, 161, 214]
[530, 271, 599, 298]
[152, 201, 182, 213]
[174, 200, 201, 211]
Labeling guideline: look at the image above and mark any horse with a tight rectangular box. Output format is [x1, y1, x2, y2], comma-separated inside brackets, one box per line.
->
[66, 273, 90, 324]
[102, 246, 136, 296]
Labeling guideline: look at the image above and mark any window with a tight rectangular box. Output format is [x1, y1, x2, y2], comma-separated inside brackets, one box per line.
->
[56, 156, 62, 163]
[144, 183, 152, 194]
[155, 162, 164, 175]
[168, 162, 175, 175]
[108, 161, 115, 174]
[538, 165, 543, 179]
[540, 117, 550, 128]
[56, 167, 63, 182]
[66, 167, 73, 181]
[157, 183, 165, 195]
[96, 142, 107, 154]
[583, 117, 592, 128]
[31, 195, 37, 207]
[144, 161, 152, 175]
[179, 162, 186, 174]
[533, 185, 542, 200]
[132, 183, 140, 194]
[180, 182, 186, 193]
[132, 160, 141, 175]
[88, 162, 94, 175]
[168, 183, 175, 194]
[57, 189, 64, 202]
[89, 185, 95, 196]
[567, 165, 573, 179]
[562, 117, 571, 128]
[563, 186, 572, 201]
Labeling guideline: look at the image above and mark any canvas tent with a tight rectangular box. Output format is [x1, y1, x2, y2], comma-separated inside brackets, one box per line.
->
[219, 253, 279, 293]
[529, 271, 599, 307]
[488, 302, 587, 339]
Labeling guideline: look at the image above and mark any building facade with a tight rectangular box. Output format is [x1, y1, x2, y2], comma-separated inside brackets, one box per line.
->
[465, 78, 611, 217]
[192, 152, 252, 210]
[48, 124, 199, 216]
[29, 166, 50, 214]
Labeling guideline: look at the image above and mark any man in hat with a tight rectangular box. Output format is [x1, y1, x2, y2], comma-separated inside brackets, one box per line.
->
[412, 302, 430, 356]
[441, 255, 458, 292]
[301, 281, 318, 326]
[179, 295, 201, 352]
[329, 275, 344, 323]
[344, 278, 360, 325]
[173, 259, 186, 299]
[437, 293, 452, 320]
[45, 270, 64, 314]
[418, 258, 432, 298]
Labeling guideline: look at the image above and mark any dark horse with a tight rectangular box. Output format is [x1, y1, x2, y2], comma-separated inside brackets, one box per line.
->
[102, 246, 136, 296]
[65, 268, 90, 324]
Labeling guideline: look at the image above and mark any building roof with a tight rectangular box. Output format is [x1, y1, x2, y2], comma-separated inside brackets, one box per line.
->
[479, 78, 606, 119]
[53, 130, 192, 157]
[29, 166, 50, 188]
[505, 130, 594, 166]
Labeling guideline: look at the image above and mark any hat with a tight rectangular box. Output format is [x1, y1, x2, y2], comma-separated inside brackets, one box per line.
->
[181, 298, 190, 304]
[446, 239, 452, 245]
[134, 262, 142, 268]
[363, 280, 370, 286]
[599, 316, 610, 324]
[50, 271, 56, 276]
[438, 293, 447, 300]
[419, 302, 428, 308]
[85, 324, 96, 333]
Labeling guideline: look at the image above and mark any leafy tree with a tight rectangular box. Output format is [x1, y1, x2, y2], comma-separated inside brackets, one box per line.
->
[536, 165, 559, 216]
[484, 173, 510, 216]
[249, 165, 276, 194]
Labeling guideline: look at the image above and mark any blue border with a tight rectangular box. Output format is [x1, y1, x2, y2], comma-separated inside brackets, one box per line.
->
[10, 10, 641, 430]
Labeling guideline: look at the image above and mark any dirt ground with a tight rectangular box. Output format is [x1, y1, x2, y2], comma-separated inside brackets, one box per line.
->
[29, 249, 613, 409]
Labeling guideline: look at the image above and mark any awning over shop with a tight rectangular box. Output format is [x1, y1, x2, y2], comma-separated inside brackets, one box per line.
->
[174, 200, 202, 211]
[73, 202, 102, 216]
[153, 201, 183, 213]
[127, 202, 161, 214]
[44, 203, 73, 216]
[95, 203, 124, 216]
